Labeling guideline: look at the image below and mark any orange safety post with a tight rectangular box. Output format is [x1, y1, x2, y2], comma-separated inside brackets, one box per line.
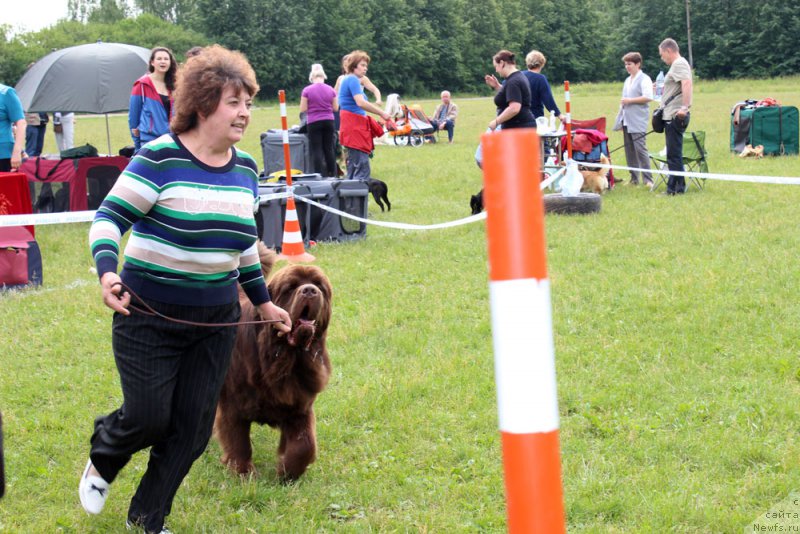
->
[481, 128, 566, 534]
[564, 81, 572, 160]
[276, 90, 314, 263]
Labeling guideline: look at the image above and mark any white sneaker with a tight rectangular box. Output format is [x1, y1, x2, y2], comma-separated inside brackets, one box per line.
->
[78, 459, 110, 514]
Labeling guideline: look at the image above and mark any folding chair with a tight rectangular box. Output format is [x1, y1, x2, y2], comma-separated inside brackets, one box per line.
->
[649, 130, 708, 191]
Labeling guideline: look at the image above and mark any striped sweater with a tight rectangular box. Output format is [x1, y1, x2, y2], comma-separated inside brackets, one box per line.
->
[89, 134, 269, 307]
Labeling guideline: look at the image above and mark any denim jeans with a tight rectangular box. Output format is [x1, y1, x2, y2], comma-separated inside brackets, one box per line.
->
[665, 113, 690, 194]
[430, 119, 455, 142]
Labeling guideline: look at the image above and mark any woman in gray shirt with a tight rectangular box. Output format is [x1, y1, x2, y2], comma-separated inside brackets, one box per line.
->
[613, 52, 654, 187]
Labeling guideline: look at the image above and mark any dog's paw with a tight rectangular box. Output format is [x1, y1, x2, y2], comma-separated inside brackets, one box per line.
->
[222, 455, 256, 477]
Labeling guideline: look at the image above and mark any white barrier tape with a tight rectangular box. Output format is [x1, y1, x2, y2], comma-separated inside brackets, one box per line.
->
[258, 190, 292, 204]
[295, 194, 487, 229]
[0, 210, 96, 227]
[540, 167, 566, 190]
[580, 161, 800, 185]
[0, 176, 560, 229]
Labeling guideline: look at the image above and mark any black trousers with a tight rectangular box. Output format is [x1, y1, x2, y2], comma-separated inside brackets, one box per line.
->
[307, 119, 336, 177]
[665, 113, 690, 194]
[90, 299, 240, 532]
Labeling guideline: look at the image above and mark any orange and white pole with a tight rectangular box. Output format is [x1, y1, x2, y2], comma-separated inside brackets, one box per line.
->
[278, 90, 294, 187]
[276, 90, 314, 262]
[481, 128, 566, 533]
[564, 81, 572, 160]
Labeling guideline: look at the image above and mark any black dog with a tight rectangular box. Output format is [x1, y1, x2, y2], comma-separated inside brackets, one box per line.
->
[367, 178, 391, 212]
[470, 189, 484, 215]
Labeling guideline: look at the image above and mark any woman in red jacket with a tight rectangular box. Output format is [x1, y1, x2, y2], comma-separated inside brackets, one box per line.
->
[128, 47, 176, 152]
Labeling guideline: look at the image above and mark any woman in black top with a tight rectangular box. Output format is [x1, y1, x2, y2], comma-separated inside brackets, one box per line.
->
[484, 50, 536, 130]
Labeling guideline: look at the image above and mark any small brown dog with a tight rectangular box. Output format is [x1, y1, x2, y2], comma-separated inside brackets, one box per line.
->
[580, 154, 611, 194]
[214, 243, 332, 481]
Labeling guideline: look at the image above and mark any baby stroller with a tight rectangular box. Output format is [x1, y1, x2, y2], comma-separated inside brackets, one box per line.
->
[384, 94, 435, 147]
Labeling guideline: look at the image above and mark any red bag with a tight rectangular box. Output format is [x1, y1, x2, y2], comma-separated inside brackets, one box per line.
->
[0, 227, 42, 289]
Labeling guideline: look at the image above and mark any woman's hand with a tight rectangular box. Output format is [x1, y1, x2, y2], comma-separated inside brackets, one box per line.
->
[10, 147, 23, 171]
[100, 272, 131, 315]
[257, 301, 292, 336]
[484, 74, 500, 90]
[488, 118, 500, 131]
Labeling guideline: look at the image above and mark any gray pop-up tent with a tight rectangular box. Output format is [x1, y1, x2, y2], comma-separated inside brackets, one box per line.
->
[15, 41, 151, 154]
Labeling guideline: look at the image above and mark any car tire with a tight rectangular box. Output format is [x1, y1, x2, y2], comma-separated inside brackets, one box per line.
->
[543, 192, 602, 215]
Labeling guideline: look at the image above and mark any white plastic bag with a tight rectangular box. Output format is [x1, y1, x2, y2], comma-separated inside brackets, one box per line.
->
[559, 161, 583, 197]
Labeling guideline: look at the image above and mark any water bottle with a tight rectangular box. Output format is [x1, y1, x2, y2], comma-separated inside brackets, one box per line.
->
[655, 71, 665, 102]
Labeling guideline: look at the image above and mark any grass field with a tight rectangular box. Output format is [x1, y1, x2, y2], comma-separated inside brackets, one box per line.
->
[1, 76, 799, 532]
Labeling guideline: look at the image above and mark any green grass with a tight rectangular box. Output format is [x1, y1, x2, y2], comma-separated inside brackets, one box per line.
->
[1, 76, 800, 532]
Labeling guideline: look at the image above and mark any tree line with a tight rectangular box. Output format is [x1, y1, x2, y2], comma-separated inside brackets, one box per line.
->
[2, 0, 798, 101]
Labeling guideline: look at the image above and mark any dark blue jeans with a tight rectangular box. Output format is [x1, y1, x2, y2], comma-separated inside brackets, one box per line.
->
[665, 113, 690, 194]
[430, 119, 455, 142]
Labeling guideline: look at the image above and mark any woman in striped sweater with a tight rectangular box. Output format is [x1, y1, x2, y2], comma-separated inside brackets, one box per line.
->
[81, 45, 290, 534]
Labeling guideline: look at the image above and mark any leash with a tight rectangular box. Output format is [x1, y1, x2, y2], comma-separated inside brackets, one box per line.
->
[111, 282, 283, 328]
[608, 130, 655, 155]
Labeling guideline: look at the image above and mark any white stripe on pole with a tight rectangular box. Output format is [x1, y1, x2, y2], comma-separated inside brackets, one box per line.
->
[280, 102, 287, 116]
[282, 129, 289, 144]
[490, 278, 559, 434]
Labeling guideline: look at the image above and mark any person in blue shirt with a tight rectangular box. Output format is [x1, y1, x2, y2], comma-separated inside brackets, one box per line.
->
[0, 84, 26, 172]
[337, 50, 391, 181]
[522, 50, 562, 122]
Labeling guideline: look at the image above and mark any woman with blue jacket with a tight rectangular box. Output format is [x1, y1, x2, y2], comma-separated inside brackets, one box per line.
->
[128, 47, 176, 152]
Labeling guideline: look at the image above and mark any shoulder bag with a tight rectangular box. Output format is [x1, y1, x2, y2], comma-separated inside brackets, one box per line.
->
[652, 93, 679, 133]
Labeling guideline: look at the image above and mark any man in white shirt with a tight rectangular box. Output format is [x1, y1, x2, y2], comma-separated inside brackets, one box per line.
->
[429, 91, 458, 143]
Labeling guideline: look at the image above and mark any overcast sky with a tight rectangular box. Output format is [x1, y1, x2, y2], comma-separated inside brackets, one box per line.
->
[4, 0, 70, 34]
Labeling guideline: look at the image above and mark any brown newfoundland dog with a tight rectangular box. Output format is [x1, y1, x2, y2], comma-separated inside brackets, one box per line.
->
[214, 244, 332, 481]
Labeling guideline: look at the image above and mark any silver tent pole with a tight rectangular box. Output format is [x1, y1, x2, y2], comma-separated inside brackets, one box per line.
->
[105, 113, 112, 155]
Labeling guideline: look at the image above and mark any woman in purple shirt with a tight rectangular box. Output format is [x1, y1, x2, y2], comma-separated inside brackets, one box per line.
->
[300, 64, 339, 177]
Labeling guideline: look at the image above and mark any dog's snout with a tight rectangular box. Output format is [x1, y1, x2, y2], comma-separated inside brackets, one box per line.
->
[300, 285, 318, 298]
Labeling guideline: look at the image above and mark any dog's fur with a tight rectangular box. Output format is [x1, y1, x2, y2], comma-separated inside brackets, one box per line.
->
[367, 178, 391, 211]
[739, 144, 764, 158]
[470, 189, 484, 215]
[214, 243, 333, 481]
[579, 154, 611, 194]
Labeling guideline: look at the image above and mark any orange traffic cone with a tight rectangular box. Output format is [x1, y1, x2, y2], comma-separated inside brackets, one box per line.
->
[277, 195, 315, 263]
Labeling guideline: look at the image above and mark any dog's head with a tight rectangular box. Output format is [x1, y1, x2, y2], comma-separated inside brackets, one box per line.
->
[268, 264, 332, 350]
[470, 189, 484, 215]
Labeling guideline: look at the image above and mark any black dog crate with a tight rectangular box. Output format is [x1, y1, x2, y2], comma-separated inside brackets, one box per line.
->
[260, 130, 311, 175]
[255, 183, 312, 251]
[299, 177, 369, 243]
[270, 176, 368, 243]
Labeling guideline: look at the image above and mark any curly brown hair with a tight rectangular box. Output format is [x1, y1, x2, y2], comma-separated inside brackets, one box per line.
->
[171, 45, 259, 135]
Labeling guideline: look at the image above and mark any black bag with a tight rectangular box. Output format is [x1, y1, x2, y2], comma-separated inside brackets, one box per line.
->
[652, 107, 665, 133]
[60, 143, 98, 159]
[652, 94, 679, 133]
